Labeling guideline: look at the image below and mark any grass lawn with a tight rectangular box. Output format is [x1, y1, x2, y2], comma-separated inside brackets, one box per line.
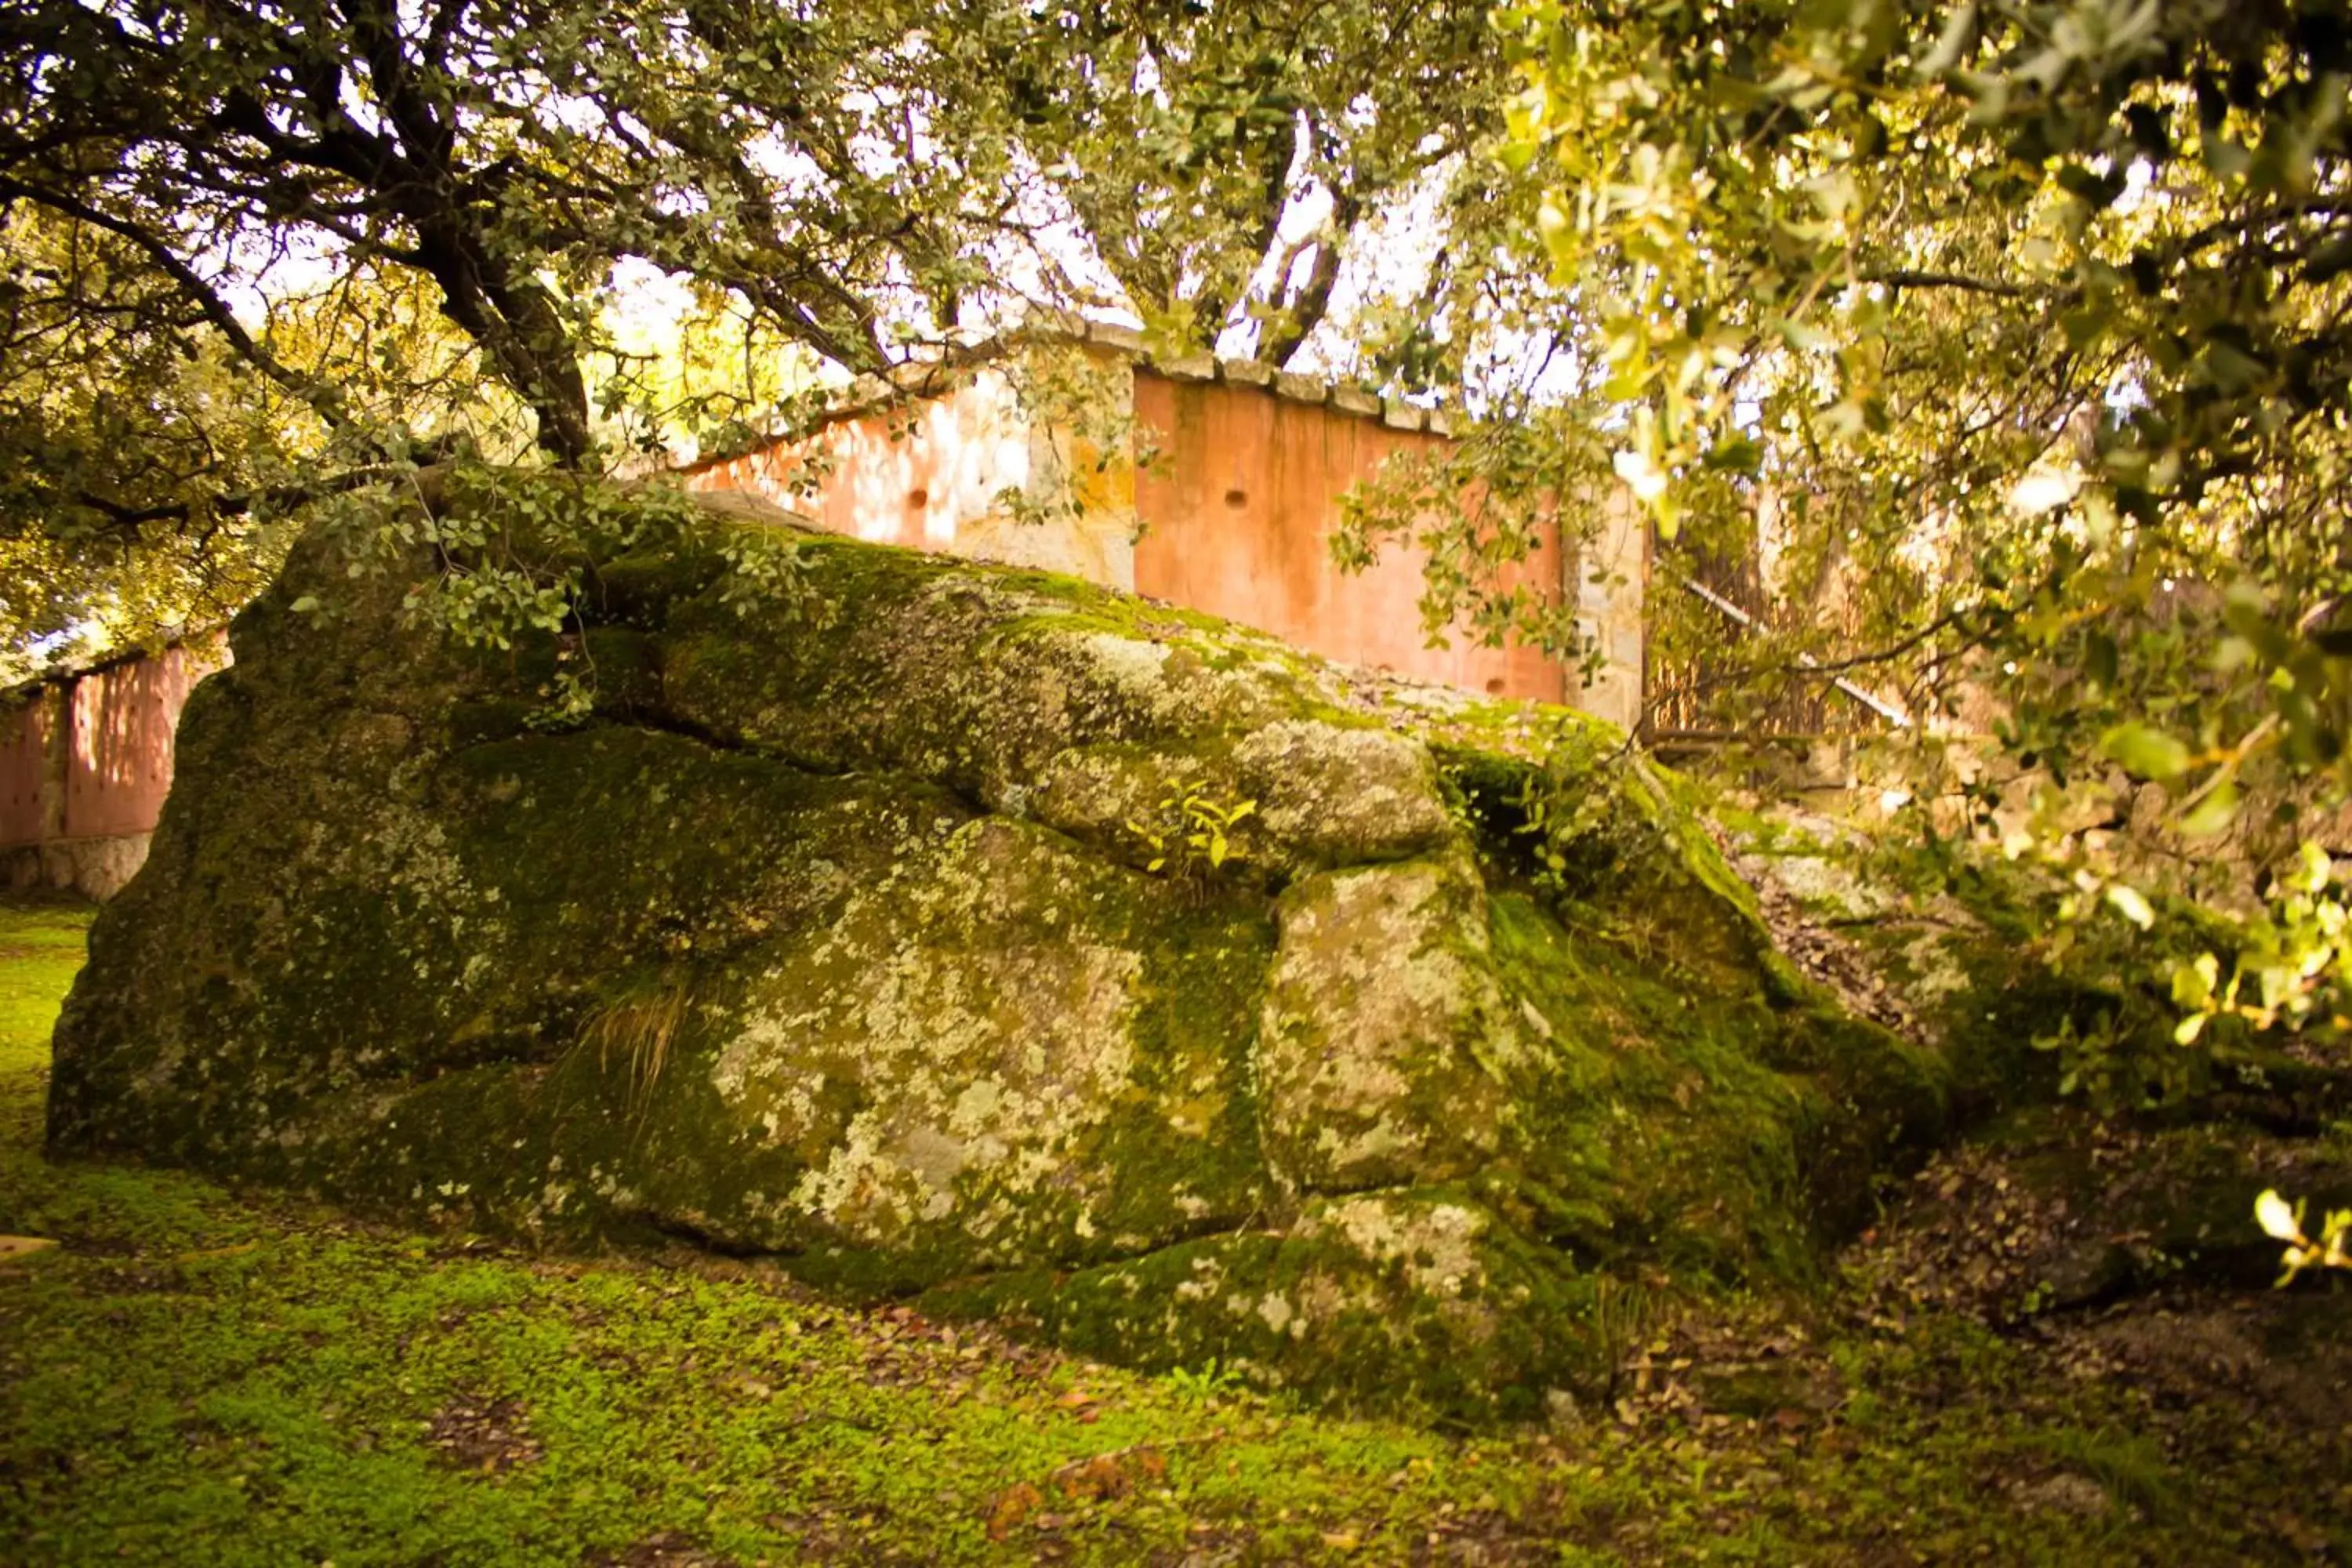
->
[1, 896, 2340, 1564]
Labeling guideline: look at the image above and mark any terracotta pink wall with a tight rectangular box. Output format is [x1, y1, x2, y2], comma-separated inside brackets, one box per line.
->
[0, 637, 227, 850]
[67, 644, 217, 839]
[686, 356, 1572, 706]
[1131, 374, 1565, 702]
[686, 382, 1022, 555]
[0, 698, 52, 848]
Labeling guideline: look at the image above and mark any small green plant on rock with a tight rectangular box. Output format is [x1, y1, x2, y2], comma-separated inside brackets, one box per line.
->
[1505, 732, 1633, 903]
[2170, 844, 2350, 1047]
[1127, 781, 1254, 890]
[2256, 1189, 2350, 1285]
[1165, 1357, 1245, 1406]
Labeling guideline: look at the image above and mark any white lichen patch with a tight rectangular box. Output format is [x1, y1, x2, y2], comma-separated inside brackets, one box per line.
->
[1073, 630, 1173, 705]
[1174, 1254, 1227, 1302]
[713, 821, 1148, 1251]
[1900, 929, 1973, 1013]
[1757, 851, 1896, 923]
[1306, 1195, 1491, 1298]
[1233, 720, 1451, 863]
[1257, 853, 1514, 1190]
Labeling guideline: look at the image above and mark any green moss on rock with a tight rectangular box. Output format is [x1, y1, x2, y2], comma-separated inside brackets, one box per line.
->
[49, 490, 1959, 1421]
[920, 1188, 1603, 1422]
[1258, 848, 1517, 1194]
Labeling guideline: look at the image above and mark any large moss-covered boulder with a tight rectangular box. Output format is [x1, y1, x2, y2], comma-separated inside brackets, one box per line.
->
[48, 489, 1950, 1420]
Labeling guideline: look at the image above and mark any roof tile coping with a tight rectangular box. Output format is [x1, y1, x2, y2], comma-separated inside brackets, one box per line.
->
[676, 320, 1454, 477]
[1, 624, 232, 706]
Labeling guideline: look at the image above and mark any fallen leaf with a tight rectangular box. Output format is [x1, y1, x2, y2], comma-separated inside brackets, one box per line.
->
[1056, 1456, 1131, 1501]
[985, 1483, 1044, 1541]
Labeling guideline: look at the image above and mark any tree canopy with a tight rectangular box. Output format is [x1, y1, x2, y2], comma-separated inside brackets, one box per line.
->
[1483, 0, 2352, 784]
[0, 0, 1509, 662]
[1443, 0, 2352, 1081]
[4, 0, 2350, 1055]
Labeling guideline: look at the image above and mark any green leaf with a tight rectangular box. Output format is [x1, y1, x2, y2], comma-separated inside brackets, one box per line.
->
[2058, 305, 2109, 350]
[2200, 339, 2267, 392]
[2100, 722, 2193, 780]
[2179, 781, 2239, 837]
[1704, 435, 1763, 474]
[1915, 2, 1978, 78]
[2103, 884, 2155, 930]
[2256, 1189, 2303, 1243]
[2083, 630, 2118, 689]
[2171, 953, 2218, 1008]
[1777, 318, 1831, 354]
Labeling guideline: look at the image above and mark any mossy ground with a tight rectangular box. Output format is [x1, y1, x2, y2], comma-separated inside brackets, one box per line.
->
[5, 898, 2343, 1564]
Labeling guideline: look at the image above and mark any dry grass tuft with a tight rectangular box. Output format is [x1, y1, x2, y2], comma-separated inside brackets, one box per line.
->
[579, 977, 693, 1112]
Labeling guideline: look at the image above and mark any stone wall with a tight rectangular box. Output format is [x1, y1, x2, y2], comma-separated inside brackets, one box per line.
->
[2, 833, 155, 902]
